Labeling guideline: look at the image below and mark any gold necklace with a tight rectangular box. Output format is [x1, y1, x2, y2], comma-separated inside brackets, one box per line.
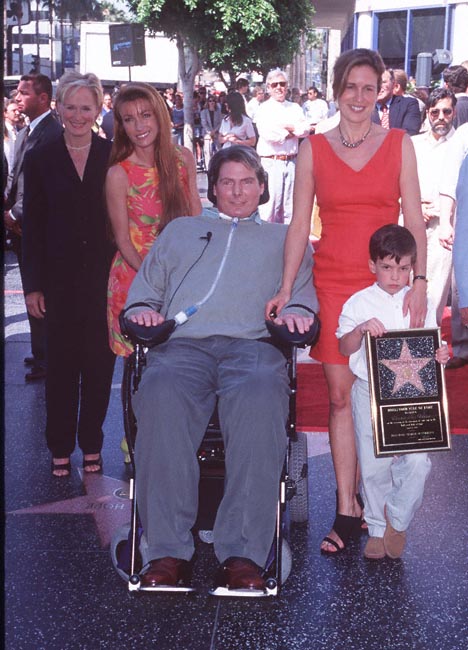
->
[338, 123, 372, 149]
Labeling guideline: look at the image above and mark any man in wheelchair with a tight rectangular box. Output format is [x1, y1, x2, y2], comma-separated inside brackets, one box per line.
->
[124, 146, 318, 595]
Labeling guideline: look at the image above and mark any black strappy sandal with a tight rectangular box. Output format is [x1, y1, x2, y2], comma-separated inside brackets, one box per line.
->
[51, 458, 71, 477]
[321, 513, 361, 555]
[83, 454, 103, 473]
[333, 489, 368, 531]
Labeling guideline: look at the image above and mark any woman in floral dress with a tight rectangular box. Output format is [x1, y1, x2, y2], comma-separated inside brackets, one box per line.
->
[106, 82, 201, 357]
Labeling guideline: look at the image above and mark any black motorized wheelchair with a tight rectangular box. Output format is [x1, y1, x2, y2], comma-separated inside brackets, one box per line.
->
[111, 307, 320, 597]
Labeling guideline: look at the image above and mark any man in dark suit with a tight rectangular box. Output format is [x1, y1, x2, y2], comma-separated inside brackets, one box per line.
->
[371, 68, 421, 136]
[4, 74, 63, 381]
[101, 108, 114, 140]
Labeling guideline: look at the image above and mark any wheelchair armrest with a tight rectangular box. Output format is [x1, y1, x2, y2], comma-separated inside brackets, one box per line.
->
[119, 304, 176, 347]
[265, 311, 321, 349]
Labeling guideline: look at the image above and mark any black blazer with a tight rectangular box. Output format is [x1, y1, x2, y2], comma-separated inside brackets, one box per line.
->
[372, 95, 421, 135]
[22, 132, 115, 320]
[5, 112, 63, 223]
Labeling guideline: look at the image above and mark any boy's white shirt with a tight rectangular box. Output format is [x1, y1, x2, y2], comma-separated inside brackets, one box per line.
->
[336, 283, 438, 382]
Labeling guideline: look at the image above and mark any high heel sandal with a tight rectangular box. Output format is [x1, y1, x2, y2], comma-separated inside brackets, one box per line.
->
[83, 454, 103, 473]
[333, 490, 368, 531]
[51, 458, 71, 477]
[321, 513, 361, 554]
[321, 491, 364, 554]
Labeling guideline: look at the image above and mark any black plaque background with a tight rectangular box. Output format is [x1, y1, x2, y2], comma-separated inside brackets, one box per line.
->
[365, 328, 451, 456]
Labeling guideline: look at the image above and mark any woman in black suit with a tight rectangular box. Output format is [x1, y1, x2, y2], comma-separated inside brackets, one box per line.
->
[22, 71, 116, 476]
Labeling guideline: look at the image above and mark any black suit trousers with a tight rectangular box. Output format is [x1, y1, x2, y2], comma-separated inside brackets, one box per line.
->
[45, 312, 115, 457]
[11, 233, 46, 365]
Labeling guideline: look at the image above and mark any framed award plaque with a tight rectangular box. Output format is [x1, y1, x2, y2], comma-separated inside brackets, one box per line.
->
[365, 329, 451, 457]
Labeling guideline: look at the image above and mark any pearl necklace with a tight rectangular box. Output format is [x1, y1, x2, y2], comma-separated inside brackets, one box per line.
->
[65, 141, 91, 151]
[338, 124, 372, 149]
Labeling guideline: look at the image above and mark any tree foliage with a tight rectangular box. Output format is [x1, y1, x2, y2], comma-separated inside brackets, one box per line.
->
[44, 0, 127, 25]
[129, 0, 316, 79]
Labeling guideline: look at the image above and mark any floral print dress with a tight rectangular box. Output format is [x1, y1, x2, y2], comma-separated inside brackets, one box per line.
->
[107, 158, 188, 356]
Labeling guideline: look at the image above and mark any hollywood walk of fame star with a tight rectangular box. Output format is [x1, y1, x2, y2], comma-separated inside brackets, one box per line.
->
[379, 339, 433, 395]
[8, 472, 132, 548]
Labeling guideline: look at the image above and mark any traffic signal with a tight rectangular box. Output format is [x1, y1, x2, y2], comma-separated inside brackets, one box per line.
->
[30, 54, 40, 73]
[109, 24, 146, 67]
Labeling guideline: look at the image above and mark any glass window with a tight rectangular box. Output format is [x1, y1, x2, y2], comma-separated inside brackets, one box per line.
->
[376, 7, 449, 79]
[409, 8, 446, 77]
[376, 11, 406, 70]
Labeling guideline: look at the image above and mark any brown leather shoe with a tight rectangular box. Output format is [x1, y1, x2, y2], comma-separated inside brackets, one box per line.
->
[216, 557, 266, 591]
[445, 356, 468, 370]
[140, 557, 191, 588]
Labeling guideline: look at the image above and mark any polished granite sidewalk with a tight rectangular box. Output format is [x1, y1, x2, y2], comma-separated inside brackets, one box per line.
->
[4, 252, 468, 650]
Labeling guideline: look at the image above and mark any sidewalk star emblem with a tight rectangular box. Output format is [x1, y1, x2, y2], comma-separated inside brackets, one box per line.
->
[8, 473, 131, 548]
[379, 340, 432, 395]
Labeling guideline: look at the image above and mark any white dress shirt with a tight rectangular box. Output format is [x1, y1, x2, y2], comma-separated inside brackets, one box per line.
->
[412, 127, 455, 214]
[255, 99, 310, 156]
[337, 283, 437, 381]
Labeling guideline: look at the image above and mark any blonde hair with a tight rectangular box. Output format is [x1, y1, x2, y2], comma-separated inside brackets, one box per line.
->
[110, 82, 190, 231]
[56, 71, 103, 109]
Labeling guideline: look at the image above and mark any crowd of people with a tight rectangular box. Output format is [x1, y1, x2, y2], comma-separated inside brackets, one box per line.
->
[3, 47, 468, 594]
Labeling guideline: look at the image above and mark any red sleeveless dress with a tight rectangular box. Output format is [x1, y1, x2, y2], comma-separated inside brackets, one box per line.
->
[310, 129, 405, 364]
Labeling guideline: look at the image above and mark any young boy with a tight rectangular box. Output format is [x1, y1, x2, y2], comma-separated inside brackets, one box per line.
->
[336, 224, 449, 560]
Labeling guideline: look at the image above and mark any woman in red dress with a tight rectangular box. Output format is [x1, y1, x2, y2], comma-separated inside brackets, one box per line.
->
[267, 49, 427, 554]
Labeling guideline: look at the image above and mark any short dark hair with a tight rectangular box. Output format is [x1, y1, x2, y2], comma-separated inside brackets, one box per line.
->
[369, 224, 417, 264]
[427, 87, 457, 109]
[332, 48, 385, 100]
[207, 145, 269, 206]
[443, 65, 468, 93]
[20, 74, 53, 102]
[236, 78, 249, 90]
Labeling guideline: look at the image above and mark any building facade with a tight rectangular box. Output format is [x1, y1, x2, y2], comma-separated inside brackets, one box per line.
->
[353, 0, 468, 75]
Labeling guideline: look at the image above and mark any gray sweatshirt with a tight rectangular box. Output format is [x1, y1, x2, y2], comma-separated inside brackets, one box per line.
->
[125, 207, 318, 341]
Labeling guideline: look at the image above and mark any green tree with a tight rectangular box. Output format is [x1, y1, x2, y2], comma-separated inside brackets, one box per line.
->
[128, 0, 315, 145]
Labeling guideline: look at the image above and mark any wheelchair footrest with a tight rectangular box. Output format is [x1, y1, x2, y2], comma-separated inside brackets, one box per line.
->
[209, 585, 274, 598]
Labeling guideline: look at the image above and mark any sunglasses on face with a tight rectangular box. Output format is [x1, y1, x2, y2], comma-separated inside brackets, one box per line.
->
[429, 108, 453, 118]
[270, 81, 287, 88]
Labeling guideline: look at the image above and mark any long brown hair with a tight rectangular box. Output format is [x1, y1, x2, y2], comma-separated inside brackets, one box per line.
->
[110, 82, 190, 231]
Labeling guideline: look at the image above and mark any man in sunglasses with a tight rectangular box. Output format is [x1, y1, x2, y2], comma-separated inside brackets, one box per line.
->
[411, 87, 457, 326]
[255, 69, 309, 224]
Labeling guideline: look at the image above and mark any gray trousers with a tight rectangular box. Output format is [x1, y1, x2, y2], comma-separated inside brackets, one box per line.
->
[133, 336, 289, 567]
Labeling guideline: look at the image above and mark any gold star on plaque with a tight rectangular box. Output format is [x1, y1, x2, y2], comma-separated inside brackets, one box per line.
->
[380, 339, 432, 395]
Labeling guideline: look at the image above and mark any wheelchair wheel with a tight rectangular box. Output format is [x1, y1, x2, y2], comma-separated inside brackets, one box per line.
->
[281, 537, 292, 585]
[110, 524, 151, 582]
[289, 431, 309, 523]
